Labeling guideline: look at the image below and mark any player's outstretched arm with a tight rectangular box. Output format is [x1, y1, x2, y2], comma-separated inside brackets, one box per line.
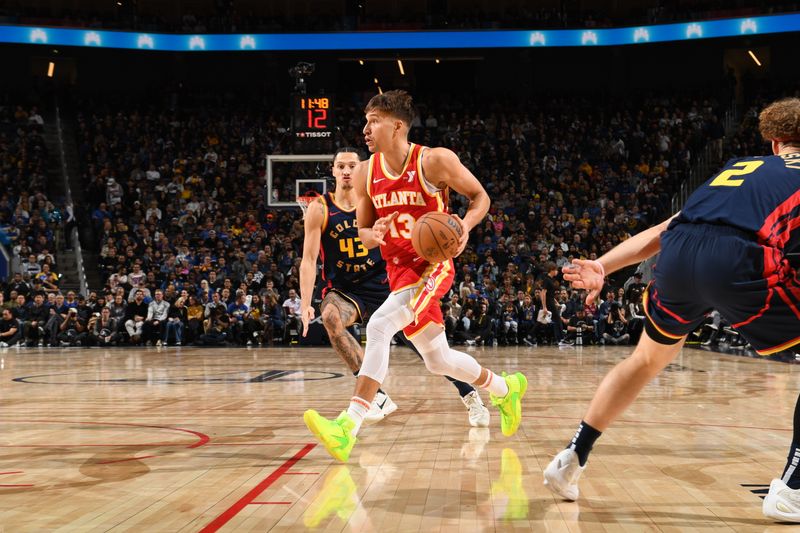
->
[299, 198, 325, 336]
[424, 147, 490, 255]
[353, 160, 392, 248]
[564, 212, 678, 303]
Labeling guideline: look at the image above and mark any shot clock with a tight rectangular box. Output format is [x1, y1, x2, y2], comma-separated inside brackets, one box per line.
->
[293, 95, 335, 138]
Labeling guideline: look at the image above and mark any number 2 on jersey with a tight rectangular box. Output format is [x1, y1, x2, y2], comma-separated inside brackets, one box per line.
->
[709, 160, 764, 187]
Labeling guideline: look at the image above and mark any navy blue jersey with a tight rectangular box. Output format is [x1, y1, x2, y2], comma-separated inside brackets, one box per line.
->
[673, 154, 800, 256]
[319, 192, 387, 288]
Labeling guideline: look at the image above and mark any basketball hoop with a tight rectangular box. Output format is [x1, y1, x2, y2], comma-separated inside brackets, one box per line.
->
[296, 193, 319, 219]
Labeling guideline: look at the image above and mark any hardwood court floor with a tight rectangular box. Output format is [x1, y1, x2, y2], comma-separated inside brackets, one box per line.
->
[0, 344, 798, 532]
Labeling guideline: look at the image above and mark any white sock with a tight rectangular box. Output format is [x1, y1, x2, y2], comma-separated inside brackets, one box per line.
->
[476, 370, 509, 397]
[346, 396, 370, 436]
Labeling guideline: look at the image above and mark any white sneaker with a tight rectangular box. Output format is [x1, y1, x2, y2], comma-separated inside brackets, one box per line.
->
[544, 448, 585, 501]
[763, 478, 800, 522]
[465, 339, 477, 346]
[156, 340, 163, 347]
[363, 392, 398, 425]
[0, 342, 8, 348]
[461, 390, 490, 428]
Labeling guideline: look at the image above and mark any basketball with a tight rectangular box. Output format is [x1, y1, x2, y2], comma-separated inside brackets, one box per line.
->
[411, 211, 463, 263]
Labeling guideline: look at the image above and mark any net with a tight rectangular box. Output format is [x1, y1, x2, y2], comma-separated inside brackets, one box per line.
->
[296, 194, 320, 219]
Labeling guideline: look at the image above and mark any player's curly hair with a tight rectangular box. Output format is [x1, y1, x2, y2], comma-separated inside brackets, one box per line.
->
[365, 90, 416, 126]
[759, 97, 800, 143]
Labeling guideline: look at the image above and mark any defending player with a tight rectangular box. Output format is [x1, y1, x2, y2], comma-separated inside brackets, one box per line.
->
[543, 97, 800, 523]
[303, 90, 527, 462]
[299, 147, 490, 427]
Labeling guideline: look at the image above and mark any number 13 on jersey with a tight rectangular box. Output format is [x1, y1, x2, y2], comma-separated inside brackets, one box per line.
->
[388, 213, 416, 239]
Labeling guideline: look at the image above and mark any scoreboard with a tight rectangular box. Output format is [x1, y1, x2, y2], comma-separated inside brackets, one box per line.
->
[293, 95, 334, 139]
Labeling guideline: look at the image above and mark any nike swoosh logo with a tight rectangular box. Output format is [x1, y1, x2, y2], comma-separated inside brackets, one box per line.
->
[377, 398, 387, 409]
[373, 178, 386, 183]
[413, 257, 423, 262]
[332, 434, 350, 449]
[329, 211, 340, 216]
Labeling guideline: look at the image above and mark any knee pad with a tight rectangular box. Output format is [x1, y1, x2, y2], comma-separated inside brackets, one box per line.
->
[409, 327, 451, 375]
[359, 291, 415, 383]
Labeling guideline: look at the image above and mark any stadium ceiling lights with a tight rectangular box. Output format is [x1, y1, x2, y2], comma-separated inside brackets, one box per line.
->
[2, 13, 796, 52]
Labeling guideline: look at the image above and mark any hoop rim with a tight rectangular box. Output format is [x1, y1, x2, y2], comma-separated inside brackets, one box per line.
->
[296, 192, 321, 218]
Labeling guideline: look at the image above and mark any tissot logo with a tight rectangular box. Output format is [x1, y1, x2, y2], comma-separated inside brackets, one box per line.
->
[296, 131, 332, 138]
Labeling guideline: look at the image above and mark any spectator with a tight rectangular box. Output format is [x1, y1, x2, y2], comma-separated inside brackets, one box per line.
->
[22, 254, 41, 277]
[145, 289, 170, 346]
[540, 262, 568, 346]
[177, 294, 201, 342]
[90, 307, 119, 347]
[125, 289, 148, 344]
[43, 293, 68, 346]
[35, 263, 59, 293]
[7, 273, 30, 300]
[106, 178, 123, 206]
[227, 290, 249, 344]
[23, 292, 49, 346]
[165, 297, 186, 346]
[500, 302, 519, 345]
[566, 307, 595, 345]
[260, 294, 284, 345]
[57, 307, 87, 347]
[282, 288, 301, 343]
[0, 308, 21, 347]
[627, 292, 645, 342]
[602, 303, 631, 345]
[195, 313, 230, 346]
[108, 293, 127, 323]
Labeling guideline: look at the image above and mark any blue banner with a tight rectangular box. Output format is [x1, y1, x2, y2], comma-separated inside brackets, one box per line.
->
[0, 13, 796, 52]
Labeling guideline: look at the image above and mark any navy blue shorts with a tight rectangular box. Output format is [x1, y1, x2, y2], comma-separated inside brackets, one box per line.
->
[645, 223, 800, 355]
[321, 278, 390, 323]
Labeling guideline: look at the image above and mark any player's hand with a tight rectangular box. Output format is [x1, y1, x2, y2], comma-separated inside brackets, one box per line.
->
[301, 305, 315, 337]
[372, 211, 399, 246]
[452, 214, 470, 257]
[563, 259, 605, 304]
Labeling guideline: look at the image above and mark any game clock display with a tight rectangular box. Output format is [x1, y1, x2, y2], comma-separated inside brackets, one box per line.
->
[293, 96, 334, 138]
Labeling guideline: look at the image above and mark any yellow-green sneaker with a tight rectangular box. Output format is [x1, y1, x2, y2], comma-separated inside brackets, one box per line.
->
[490, 372, 527, 437]
[303, 466, 358, 527]
[303, 410, 357, 463]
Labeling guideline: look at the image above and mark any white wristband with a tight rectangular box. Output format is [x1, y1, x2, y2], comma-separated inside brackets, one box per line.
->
[595, 260, 606, 279]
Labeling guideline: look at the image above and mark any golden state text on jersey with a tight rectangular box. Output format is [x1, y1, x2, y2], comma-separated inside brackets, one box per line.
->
[318, 192, 386, 287]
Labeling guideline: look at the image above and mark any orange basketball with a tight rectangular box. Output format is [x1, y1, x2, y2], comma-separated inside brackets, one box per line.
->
[411, 211, 464, 263]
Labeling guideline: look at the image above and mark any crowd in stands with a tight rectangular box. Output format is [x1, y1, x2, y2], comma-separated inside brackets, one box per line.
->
[2, 1, 796, 33]
[6, 91, 714, 349]
[0, 101, 69, 293]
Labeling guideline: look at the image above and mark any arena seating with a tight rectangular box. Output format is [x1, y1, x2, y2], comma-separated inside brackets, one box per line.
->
[64, 92, 725, 346]
[0, 100, 66, 299]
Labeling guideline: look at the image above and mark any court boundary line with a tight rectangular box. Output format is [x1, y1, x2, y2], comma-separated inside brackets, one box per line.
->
[198, 443, 316, 533]
[0, 419, 211, 448]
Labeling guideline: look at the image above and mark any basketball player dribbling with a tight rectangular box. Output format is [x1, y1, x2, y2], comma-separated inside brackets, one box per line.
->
[544, 97, 800, 523]
[299, 147, 490, 428]
[303, 90, 527, 462]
